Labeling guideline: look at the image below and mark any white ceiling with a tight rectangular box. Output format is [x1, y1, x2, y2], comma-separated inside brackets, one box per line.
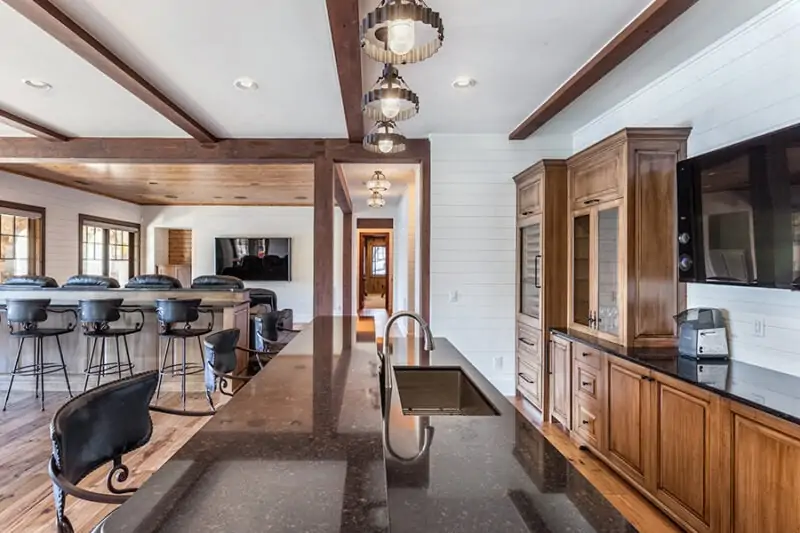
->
[0, 0, 659, 139]
[340, 163, 417, 207]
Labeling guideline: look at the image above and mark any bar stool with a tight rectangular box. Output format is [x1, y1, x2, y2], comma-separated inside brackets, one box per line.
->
[154, 298, 214, 411]
[3, 299, 75, 411]
[79, 299, 144, 392]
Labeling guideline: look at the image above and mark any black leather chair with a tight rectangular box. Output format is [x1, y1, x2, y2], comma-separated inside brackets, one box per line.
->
[79, 299, 144, 391]
[48, 370, 209, 533]
[190, 275, 244, 289]
[249, 288, 277, 310]
[3, 299, 75, 411]
[0, 275, 59, 288]
[125, 274, 182, 289]
[64, 275, 120, 289]
[256, 310, 300, 352]
[154, 299, 214, 411]
[203, 328, 277, 407]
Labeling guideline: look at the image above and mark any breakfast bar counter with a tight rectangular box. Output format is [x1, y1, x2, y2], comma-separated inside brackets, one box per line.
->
[100, 317, 638, 532]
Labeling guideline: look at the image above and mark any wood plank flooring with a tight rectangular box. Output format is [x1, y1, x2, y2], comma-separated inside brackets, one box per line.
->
[0, 391, 226, 533]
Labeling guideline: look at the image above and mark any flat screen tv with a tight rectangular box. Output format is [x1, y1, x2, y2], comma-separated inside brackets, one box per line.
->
[215, 237, 291, 281]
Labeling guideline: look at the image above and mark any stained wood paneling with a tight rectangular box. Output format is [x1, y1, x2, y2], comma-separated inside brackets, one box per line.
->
[167, 229, 191, 265]
[357, 218, 393, 229]
[314, 157, 334, 317]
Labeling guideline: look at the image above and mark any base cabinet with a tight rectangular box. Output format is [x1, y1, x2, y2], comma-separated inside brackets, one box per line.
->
[550, 336, 571, 428]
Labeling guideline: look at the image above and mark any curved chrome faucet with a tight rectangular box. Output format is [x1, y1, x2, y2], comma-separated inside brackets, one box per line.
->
[380, 311, 436, 394]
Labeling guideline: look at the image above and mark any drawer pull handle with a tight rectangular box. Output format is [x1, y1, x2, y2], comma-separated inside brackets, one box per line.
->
[519, 338, 536, 347]
[581, 420, 589, 425]
[581, 381, 591, 387]
[518, 372, 535, 384]
[582, 352, 590, 357]
[521, 210, 533, 216]
[583, 199, 600, 206]
[641, 375, 649, 380]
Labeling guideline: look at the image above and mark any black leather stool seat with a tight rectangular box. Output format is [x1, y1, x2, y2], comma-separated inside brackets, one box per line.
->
[11, 327, 74, 338]
[165, 328, 213, 338]
[83, 327, 141, 337]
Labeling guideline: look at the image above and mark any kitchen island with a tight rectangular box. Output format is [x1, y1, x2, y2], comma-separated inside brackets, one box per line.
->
[100, 317, 638, 532]
[0, 287, 251, 392]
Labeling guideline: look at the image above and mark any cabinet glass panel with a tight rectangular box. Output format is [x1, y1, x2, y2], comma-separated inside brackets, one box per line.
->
[596, 206, 620, 336]
[573, 214, 591, 327]
[520, 222, 541, 319]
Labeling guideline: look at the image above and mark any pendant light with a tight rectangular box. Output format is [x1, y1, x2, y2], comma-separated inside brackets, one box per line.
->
[363, 121, 407, 154]
[361, 0, 445, 65]
[366, 170, 392, 193]
[363, 64, 419, 122]
[368, 191, 387, 208]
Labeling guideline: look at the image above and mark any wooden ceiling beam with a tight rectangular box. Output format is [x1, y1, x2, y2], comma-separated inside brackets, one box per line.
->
[333, 164, 353, 214]
[325, 0, 365, 143]
[509, 0, 698, 140]
[2, 0, 218, 143]
[0, 107, 70, 141]
[0, 137, 430, 164]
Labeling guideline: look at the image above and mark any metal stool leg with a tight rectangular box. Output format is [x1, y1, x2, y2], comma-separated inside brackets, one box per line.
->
[181, 338, 187, 410]
[96, 338, 106, 388]
[155, 337, 173, 400]
[34, 338, 40, 399]
[3, 338, 25, 411]
[84, 337, 99, 392]
[122, 335, 134, 377]
[38, 338, 45, 412]
[115, 336, 123, 380]
[55, 335, 72, 398]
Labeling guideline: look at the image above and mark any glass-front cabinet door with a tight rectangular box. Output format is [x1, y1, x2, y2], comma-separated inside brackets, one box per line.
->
[571, 212, 592, 329]
[595, 203, 621, 340]
[519, 217, 542, 326]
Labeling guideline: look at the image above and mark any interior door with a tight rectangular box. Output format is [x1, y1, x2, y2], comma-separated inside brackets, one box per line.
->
[519, 215, 542, 328]
[570, 209, 593, 333]
[594, 200, 622, 342]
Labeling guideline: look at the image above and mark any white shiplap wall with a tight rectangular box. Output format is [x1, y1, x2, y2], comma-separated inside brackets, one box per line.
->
[0, 170, 142, 284]
[429, 134, 572, 394]
[568, 0, 800, 374]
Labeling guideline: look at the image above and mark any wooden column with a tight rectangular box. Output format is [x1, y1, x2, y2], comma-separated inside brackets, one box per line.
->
[342, 212, 353, 316]
[314, 156, 334, 317]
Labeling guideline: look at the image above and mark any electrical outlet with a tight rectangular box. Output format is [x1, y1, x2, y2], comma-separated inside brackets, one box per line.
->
[753, 317, 766, 338]
[449, 290, 459, 303]
[493, 356, 503, 371]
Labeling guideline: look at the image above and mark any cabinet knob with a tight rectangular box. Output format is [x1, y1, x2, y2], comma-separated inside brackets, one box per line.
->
[582, 352, 590, 358]
[640, 375, 649, 380]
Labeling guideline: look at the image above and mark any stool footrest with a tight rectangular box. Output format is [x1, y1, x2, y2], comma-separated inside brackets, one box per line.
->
[11, 362, 68, 377]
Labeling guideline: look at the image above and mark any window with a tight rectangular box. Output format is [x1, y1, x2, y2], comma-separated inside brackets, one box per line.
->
[79, 215, 140, 286]
[0, 201, 45, 283]
[371, 245, 387, 276]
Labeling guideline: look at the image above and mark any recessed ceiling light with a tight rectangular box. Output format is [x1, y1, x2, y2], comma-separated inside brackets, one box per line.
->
[213, 196, 223, 199]
[295, 196, 308, 200]
[249, 182, 259, 186]
[22, 79, 52, 91]
[74, 180, 89, 185]
[165, 194, 178, 199]
[234, 195, 247, 200]
[452, 77, 476, 89]
[234, 77, 259, 91]
[148, 181, 158, 185]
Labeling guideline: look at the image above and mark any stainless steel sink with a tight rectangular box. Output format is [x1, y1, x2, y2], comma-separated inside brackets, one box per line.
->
[393, 367, 499, 416]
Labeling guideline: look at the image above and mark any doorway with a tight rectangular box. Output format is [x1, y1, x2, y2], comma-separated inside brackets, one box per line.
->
[359, 231, 392, 313]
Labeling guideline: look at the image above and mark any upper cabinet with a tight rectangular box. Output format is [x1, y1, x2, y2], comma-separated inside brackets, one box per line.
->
[567, 128, 691, 347]
[518, 174, 542, 218]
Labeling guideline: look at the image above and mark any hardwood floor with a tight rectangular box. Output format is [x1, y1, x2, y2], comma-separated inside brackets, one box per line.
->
[0, 391, 226, 533]
[514, 397, 683, 532]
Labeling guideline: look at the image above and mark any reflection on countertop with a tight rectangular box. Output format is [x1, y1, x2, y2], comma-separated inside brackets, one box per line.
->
[551, 327, 800, 425]
[101, 317, 636, 532]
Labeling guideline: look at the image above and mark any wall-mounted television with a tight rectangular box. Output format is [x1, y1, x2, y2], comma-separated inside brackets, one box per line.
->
[215, 237, 292, 281]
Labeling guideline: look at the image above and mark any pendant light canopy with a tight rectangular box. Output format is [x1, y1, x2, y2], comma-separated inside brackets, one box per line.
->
[363, 64, 419, 122]
[361, 0, 445, 65]
[363, 121, 407, 154]
[366, 170, 392, 193]
[367, 191, 387, 208]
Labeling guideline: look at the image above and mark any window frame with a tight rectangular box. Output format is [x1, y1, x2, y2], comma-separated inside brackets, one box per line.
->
[78, 214, 141, 282]
[0, 200, 46, 280]
[371, 244, 387, 277]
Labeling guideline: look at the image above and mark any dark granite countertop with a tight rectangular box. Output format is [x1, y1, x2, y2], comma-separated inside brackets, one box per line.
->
[101, 317, 637, 532]
[551, 327, 800, 425]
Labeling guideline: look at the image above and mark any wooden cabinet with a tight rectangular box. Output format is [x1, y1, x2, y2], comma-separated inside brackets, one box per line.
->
[606, 357, 652, 488]
[549, 336, 571, 428]
[513, 160, 569, 419]
[567, 128, 691, 347]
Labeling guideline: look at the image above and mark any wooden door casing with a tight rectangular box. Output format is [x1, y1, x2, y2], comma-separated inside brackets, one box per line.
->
[607, 358, 651, 488]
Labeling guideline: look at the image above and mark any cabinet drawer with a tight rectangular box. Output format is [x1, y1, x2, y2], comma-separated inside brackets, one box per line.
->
[573, 396, 602, 450]
[572, 342, 603, 370]
[517, 361, 541, 406]
[517, 325, 541, 367]
[574, 361, 600, 401]
[519, 178, 542, 217]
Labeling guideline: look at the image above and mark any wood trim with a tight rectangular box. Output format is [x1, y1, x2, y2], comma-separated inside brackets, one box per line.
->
[342, 213, 353, 316]
[509, 0, 698, 139]
[77, 213, 141, 279]
[334, 164, 353, 214]
[0, 108, 69, 141]
[0, 199, 46, 277]
[325, 0, 364, 142]
[314, 157, 334, 316]
[2, 0, 217, 143]
[356, 218, 393, 229]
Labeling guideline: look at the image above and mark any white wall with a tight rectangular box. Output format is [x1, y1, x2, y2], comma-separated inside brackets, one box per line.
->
[566, 0, 800, 374]
[429, 133, 572, 395]
[0, 170, 142, 284]
[142, 205, 342, 323]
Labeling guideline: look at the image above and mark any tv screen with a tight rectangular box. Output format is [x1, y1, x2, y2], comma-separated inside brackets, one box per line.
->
[215, 237, 291, 281]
